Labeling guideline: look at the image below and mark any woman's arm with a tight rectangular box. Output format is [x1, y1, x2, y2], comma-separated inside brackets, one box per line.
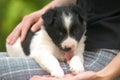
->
[96, 52, 120, 80]
[7, 0, 77, 45]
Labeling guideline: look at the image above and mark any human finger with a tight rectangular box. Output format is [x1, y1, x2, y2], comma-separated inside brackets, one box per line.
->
[30, 76, 43, 80]
[30, 75, 60, 80]
[7, 23, 22, 45]
[20, 15, 38, 43]
[31, 17, 44, 32]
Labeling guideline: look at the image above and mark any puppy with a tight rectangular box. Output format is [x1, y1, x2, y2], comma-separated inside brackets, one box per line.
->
[6, 6, 86, 78]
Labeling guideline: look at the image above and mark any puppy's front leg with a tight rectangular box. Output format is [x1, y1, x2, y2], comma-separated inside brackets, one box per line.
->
[69, 36, 86, 74]
[30, 50, 64, 78]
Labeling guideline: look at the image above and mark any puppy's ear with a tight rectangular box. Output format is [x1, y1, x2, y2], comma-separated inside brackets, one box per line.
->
[72, 6, 87, 21]
[42, 9, 56, 25]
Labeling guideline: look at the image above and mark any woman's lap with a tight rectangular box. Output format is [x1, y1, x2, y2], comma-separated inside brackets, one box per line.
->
[0, 49, 119, 80]
[84, 49, 119, 71]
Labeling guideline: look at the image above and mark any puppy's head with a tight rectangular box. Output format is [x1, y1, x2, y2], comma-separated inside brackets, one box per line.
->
[42, 6, 86, 52]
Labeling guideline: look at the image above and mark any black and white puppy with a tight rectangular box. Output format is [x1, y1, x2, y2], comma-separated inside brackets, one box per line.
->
[6, 6, 86, 78]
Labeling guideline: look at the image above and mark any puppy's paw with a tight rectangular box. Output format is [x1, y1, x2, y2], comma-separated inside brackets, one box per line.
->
[51, 68, 64, 78]
[69, 56, 84, 74]
[70, 63, 84, 74]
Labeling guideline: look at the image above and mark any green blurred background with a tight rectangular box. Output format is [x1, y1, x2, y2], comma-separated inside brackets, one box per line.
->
[0, 0, 51, 52]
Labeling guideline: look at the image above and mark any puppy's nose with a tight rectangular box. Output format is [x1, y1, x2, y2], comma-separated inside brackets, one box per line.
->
[64, 47, 71, 52]
[63, 44, 74, 52]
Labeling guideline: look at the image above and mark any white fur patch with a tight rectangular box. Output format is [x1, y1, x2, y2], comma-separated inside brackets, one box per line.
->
[62, 12, 72, 34]
[6, 38, 25, 57]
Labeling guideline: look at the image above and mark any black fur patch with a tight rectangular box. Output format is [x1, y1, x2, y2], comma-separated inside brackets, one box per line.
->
[22, 31, 35, 56]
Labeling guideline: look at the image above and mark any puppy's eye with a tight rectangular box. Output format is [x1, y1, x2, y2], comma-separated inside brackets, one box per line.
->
[72, 28, 80, 35]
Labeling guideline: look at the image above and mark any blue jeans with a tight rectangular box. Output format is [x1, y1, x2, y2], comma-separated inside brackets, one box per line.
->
[0, 49, 120, 80]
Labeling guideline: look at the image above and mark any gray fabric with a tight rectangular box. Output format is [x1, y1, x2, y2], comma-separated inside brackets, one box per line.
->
[0, 49, 120, 80]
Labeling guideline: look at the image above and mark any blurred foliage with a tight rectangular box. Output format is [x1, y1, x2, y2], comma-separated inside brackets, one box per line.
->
[0, 0, 51, 51]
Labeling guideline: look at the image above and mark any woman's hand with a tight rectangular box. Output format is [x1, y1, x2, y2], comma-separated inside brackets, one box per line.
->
[30, 74, 75, 80]
[7, 10, 44, 45]
[69, 71, 115, 80]
[29, 71, 116, 80]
